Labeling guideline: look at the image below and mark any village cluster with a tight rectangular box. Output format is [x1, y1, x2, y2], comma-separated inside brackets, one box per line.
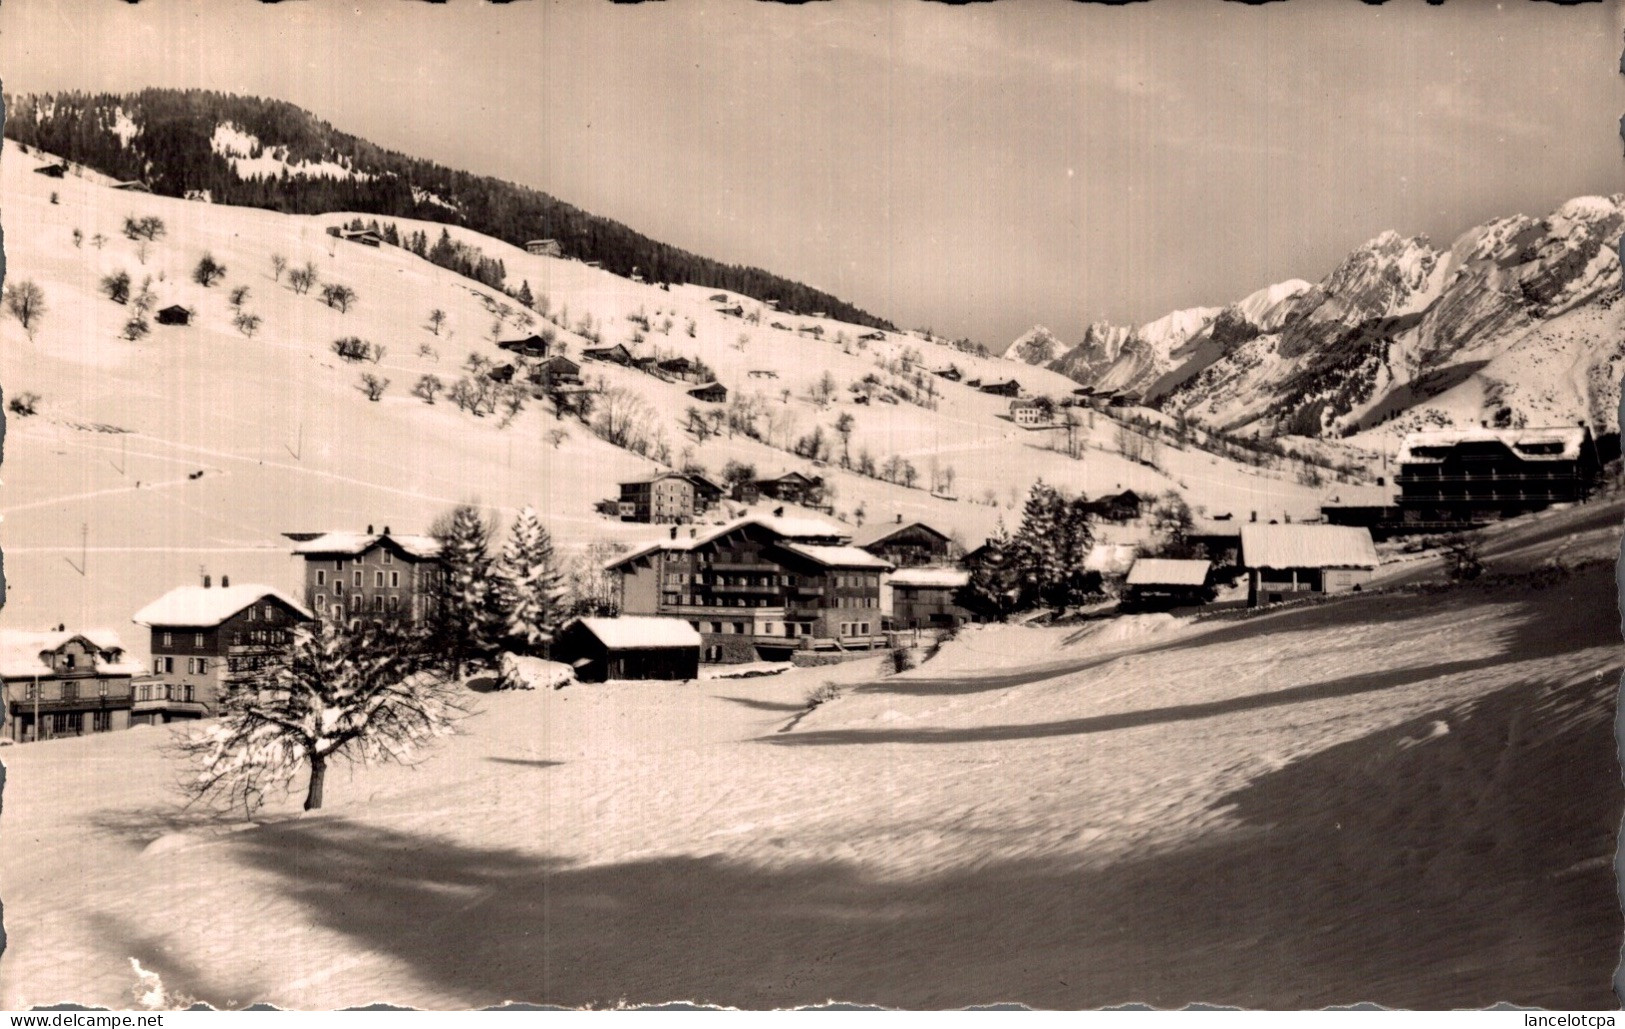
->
[1, 411, 1603, 744]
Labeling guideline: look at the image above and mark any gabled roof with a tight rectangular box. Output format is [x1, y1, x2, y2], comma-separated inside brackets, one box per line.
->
[497, 334, 550, 351]
[133, 585, 314, 629]
[1397, 426, 1589, 464]
[1240, 524, 1379, 570]
[0, 630, 136, 678]
[852, 520, 950, 549]
[775, 543, 893, 570]
[570, 616, 700, 650]
[603, 513, 853, 571]
[1126, 558, 1211, 587]
[888, 567, 970, 589]
[289, 531, 442, 560]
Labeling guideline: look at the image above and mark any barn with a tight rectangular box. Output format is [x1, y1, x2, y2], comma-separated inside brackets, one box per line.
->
[1240, 524, 1379, 607]
[155, 305, 192, 326]
[1122, 558, 1213, 611]
[553, 617, 701, 682]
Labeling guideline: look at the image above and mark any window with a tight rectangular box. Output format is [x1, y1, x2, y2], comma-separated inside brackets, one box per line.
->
[733, 622, 746, 635]
[265, 604, 275, 621]
[194, 633, 205, 648]
[60, 651, 76, 670]
[336, 559, 344, 572]
[317, 570, 327, 586]
[710, 621, 722, 634]
[98, 680, 108, 697]
[153, 658, 163, 675]
[139, 685, 150, 701]
[354, 571, 363, 587]
[162, 632, 173, 647]
[334, 580, 344, 596]
[383, 550, 393, 565]
[62, 682, 78, 702]
[390, 571, 400, 588]
[315, 594, 327, 612]
[248, 607, 257, 622]
[332, 605, 344, 622]
[373, 596, 384, 612]
[376, 571, 385, 587]
[92, 710, 111, 733]
[162, 657, 175, 674]
[387, 595, 399, 613]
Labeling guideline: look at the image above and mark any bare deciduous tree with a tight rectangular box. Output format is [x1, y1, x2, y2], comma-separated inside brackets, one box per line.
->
[360, 373, 390, 401]
[413, 374, 444, 404]
[178, 619, 467, 814]
[4, 281, 47, 337]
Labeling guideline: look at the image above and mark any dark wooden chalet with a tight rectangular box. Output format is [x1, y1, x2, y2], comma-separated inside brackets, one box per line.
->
[497, 334, 551, 358]
[978, 379, 1022, 397]
[156, 305, 192, 326]
[687, 382, 728, 404]
[34, 163, 68, 178]
[855, 518, 953, 568]
[554, 617, 700, 682]
[583, 343, 634, 365]
[529, 355, 582, 390]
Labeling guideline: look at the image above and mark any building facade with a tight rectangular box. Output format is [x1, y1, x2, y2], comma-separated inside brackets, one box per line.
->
[887, 568, 973, 630]
[288, 529, 445, 622]
[1395, 425, 1599, 527]
[610, 516, 890, 663]
[855, 519, 953, 568]
[2, 630, 141, 742]
[618, 473, 723, 524]
[132, 580, 315, 722]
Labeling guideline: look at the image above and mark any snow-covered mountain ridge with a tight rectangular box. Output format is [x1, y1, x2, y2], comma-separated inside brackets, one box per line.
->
[1008, 196, 1625, 439]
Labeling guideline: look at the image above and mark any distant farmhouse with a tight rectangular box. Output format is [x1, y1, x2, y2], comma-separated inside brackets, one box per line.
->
[687, 382, 728, 404]
[156, 305, 192, 326]
[132, 577, 315, 722]
[2, 629, 143, 742]
[618, 472, 725, 524]
[525, 239, 564, 258]
[1395, 425, 1600, 525]
[854, 518, 953, 569]
[497, 334, 552, 359]
[1009, 398, 1047, 426]
[1240, 524, 1378, 607]
[979, 379, 1021, 397]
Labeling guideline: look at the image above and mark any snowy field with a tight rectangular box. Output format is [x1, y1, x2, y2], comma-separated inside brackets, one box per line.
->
[1, 499, 1619, 1009]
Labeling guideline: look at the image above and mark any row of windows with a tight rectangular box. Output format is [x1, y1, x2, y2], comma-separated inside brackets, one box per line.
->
[227, 655, 277, 674]
[152, 656, 212, 675]
[17, 680, 114, 701]
[314, 594, 402, 614]
[663, 594, 779, 609]
[138, 683, 196, 703]
[838, 622, 874, 636]
[160, 632, 208, 649]
[316, 569, 405, 588]
[328, 552, 395, 571]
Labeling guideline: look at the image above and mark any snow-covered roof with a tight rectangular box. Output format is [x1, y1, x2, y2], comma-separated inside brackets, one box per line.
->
[1126, 558, 1212, 587]
[776, 543, 894, 570]
[133, 585, 314, 628]
[851, 519, 949, 548]
[888, 567, 970, 589]
[604, 513, 854, 571]
[290, 531, 442, 559]
[0, 630, 136, 678]
[572, 616, 700, 650]
[1082, 543, 1140, 575]
[1240, 525, 1379, 571]
[1397, 426, 1590, 464]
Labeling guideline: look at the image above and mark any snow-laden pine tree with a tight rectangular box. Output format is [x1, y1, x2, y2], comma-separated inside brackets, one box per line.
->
[180, 619, 467, 813]
[1010, 480, 1064, 608]
[493, 506, 568, 663]
[431, 504, 503, 676]
[956, 525, 1022, 622]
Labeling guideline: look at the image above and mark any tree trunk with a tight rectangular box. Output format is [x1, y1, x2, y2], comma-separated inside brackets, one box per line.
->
[304, 753, 327, 811]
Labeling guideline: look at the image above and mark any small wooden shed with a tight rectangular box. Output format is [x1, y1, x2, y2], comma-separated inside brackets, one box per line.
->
[553, 617, 701, 683]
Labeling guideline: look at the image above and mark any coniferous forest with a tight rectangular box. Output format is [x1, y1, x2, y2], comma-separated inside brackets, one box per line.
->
[4, 89, 896, 329]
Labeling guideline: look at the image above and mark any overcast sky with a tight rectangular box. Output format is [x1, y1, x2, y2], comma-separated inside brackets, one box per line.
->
[3, 0, 1621, 346]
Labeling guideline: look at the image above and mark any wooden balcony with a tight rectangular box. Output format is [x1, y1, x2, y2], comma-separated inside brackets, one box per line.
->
[132, 697, 207, 715]
[8, 695, 132, 713]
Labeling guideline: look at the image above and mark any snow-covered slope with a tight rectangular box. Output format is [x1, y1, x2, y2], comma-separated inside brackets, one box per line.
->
[0, 140, 1336, 642]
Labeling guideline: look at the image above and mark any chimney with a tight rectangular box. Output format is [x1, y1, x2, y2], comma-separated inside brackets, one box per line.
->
[774, 505, 785, 517]
[221, 575, 230, 588]
[689, 527, 698, 539]
[367, 523, 374, 534]
[383, 525, 391, 534]
[1480, 421, 1487, 429]
[203, 574, 212, 588]
[896, 513, 903, 524]
[670, 525, 679, 540]
[1250, 511, 1257, 523]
